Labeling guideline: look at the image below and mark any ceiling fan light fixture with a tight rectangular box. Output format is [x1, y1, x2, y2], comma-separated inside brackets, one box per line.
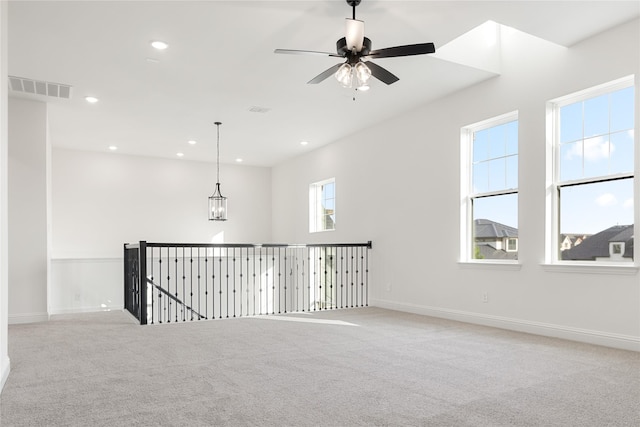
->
[354, 61, 371, 83]
[335, 63, 352, 87]
[345, 19, 364, 51]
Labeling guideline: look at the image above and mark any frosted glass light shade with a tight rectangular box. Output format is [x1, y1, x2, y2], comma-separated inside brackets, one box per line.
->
[335, 63, 353, 87]
[345, 19, 364, 52]
[354, 62, 371, 84]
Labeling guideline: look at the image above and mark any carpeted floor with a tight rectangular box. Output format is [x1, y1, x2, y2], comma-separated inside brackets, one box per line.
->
[0, 307, 638, 426]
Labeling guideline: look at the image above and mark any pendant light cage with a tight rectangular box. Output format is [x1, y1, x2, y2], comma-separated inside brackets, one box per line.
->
[208, 121, 227, 221]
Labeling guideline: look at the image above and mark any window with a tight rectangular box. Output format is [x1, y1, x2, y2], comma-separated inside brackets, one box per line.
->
[309, 178, 335, 232]
[461, 112, 518, 261]
[548, 77, 634, 263]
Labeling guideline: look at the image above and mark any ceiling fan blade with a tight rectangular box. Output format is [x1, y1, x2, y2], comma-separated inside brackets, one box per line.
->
[364, 61, 399, 85]
[368, 42, 435, 59]
[308, 63, 343, 84]
[274, 49, 342, 58]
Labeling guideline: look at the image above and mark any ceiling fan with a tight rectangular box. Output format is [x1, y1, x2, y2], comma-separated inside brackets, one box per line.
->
[274, 0, 436, 90]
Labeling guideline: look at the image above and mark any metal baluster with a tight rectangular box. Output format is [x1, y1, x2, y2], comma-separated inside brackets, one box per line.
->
[158, 249, 164, 323]
[174, 247, 179, 322]
[149, 247, 154, 324]
[354, 246, 359, 308]
[359, 246, 364, 307]
[252, 247, 256, 316]
[205, 250, 209, 320]
[219, 251, 223, 319]
[246, 250, 250, 317]
[271, 248, 276, 315]
[190, 247, 194, 320]
[283, 247, 287, 314]
[334, 246, 339, 309]
[181, 247, 185, 321]
[320, 249, 325, 311]
[233, 248, 243, 317]
[277, 247, 281, 314]
[329, 247, 334, 309]
[313, 248, 317, 311]
[226, 249, 230, 318]
[260, 249, 264, 315]
[350, 246, 354, 308]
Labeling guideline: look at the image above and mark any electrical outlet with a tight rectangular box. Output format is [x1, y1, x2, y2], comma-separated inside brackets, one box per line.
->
[386, 283, 392, 292]
[482, 292, 489, 303]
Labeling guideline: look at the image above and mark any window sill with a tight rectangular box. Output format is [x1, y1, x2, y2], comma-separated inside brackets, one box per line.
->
[540, 263, 639, 275]
[458, 261, 522, 271]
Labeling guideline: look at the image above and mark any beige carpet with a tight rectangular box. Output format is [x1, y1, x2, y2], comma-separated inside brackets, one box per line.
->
[1, 307, 638, 426]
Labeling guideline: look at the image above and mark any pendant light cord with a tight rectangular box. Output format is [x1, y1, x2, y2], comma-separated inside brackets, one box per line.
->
[215, 122, 221, 184]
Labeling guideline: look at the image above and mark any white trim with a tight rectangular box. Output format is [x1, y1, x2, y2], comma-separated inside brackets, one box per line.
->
[48, 305, 123, 316]
[457, 261, 521, 271]
[51, 257, 121, 263]
[8, 312, 49, 325]
[370, 298, 640, 352]
[540, 263, 638, 275]
[0, 356, 9, 393]
[546, 76, 636, 264]
[550, 75, 634, 106]
[460, 111, 519, 262]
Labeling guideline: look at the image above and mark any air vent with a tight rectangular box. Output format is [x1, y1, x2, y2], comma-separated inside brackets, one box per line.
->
[248, 106, 270, 113]
[9, 76, 72, 99]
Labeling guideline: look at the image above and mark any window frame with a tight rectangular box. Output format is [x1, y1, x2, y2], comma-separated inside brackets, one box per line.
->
[545, 75, 636, 267]
[309, 178, 336, 233]
[460, 111, 519, 264]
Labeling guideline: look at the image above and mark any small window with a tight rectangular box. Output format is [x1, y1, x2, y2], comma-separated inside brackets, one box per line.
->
[461, 112, 518, 262]
[548, 77, 634, 263]
[309, 178, 335, 233]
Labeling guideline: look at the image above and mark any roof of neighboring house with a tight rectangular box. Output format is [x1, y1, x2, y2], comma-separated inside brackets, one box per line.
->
[561, 225, 634, 260]
[476, 243, 518, 260]
[474, 219, 518, 238]
[560, 233, 590, 243]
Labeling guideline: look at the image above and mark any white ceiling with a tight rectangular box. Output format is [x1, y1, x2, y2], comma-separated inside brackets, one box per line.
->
[8, 1, 640, 167]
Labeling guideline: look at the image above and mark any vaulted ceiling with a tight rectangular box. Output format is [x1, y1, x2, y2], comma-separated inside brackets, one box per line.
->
[8, 1, 639, 166]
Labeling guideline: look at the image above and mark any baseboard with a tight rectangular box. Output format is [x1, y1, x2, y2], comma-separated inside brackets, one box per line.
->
[0, 356, 9, 394]
[8, 312, 49, 325]
[370, 298, 640, 352]
[48, 305, 123, 316]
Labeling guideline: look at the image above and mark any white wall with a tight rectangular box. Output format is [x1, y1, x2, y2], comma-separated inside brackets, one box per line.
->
[51, 148, 272, 314]
[272, 20, 640, 350]
[0, 0, 10, 392]
[8, 98, 49, 324]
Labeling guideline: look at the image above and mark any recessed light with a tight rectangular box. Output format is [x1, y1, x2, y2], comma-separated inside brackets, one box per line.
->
[176, 152, 184, 157]
[108, 145, 118, 151]
[235, 158, 243, 163]
[151, 40, 168, 50]
[300, 141, 309, 146]
[187, 140, 197, 145]
[85, 96, 99, 103]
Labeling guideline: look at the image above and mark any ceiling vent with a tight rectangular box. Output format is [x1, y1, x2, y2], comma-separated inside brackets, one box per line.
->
[9, 75, 72, 99]
[248, 106, 270, 113]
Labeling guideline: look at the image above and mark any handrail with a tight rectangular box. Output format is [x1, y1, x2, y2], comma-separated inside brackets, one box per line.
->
[147, 277, 205, 321]
[125, 241, 372, 249]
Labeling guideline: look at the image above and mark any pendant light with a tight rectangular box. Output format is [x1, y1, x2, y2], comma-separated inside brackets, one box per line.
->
[208, 121, 227, 221]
